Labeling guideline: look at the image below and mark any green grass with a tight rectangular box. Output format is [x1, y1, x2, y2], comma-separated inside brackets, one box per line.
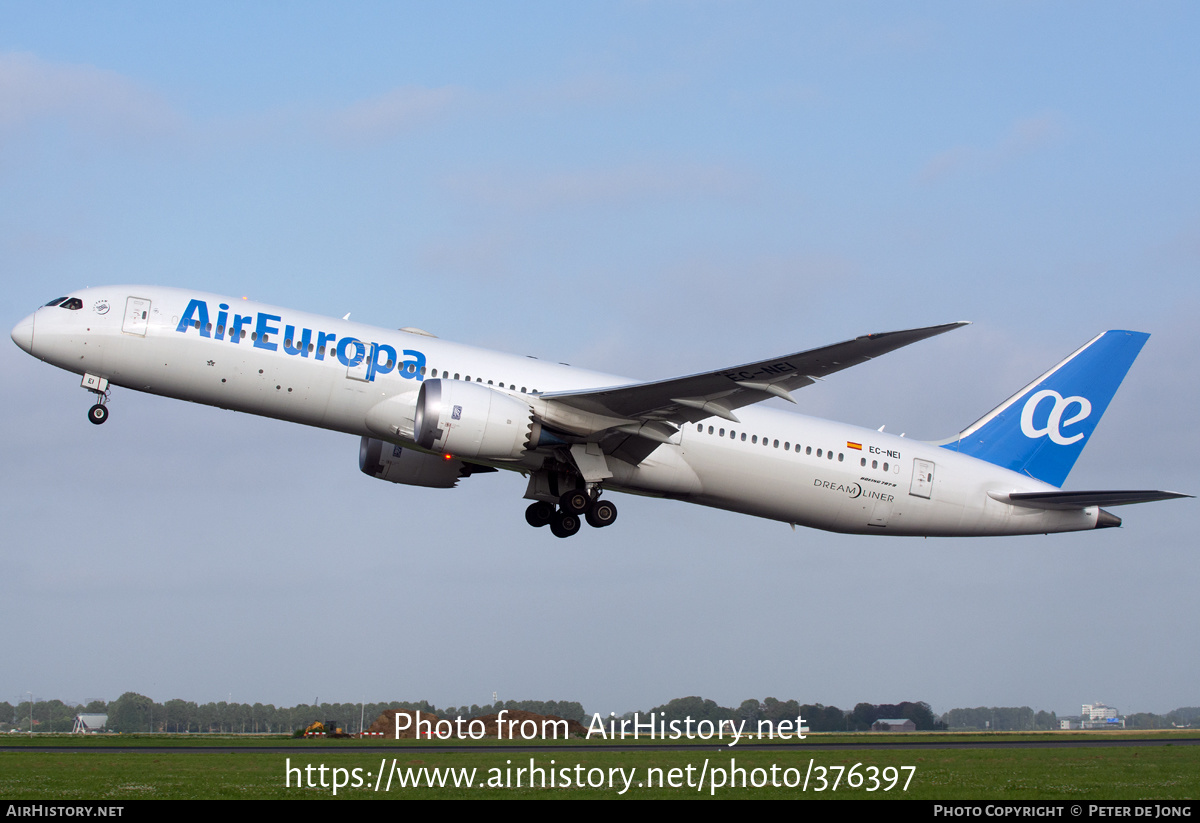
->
[1, 733, 1198, 799]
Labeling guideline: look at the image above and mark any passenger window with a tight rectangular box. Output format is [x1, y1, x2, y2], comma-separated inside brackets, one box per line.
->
[817, 449, 823, 458]
[708, 426, 714, 434]
[861, 458, 866, 467]
[838, 453, 844, 462]
[719, 428, 725, 437]
[883, 462, 889, 472]
[806, 446, 812, 455]
[774, 440, 779, 448]
[872, 460, 878, 469]
[752, 435, 758, 444]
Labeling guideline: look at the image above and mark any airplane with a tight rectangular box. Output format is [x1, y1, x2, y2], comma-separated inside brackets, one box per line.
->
[10, 286, 1189, 538]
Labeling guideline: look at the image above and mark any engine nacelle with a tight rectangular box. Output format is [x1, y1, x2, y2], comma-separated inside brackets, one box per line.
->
[359, 436, 466, 488]
[414, 379, 537, 461]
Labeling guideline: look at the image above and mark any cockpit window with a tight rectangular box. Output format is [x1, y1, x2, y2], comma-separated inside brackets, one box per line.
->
[44, 297, 68, 307]
[59, 298, 84, 310]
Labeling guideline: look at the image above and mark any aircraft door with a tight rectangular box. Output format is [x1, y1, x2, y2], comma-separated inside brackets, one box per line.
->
[910, 459, 935, 499]
[342, 339, 370, 382]
[346, 358, 370, 382]
[122, 297, 151, 336]
[868, 497, 893, 527]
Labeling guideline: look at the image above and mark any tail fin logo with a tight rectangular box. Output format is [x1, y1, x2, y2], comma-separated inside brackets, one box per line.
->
[1019, 389, 1092, 445]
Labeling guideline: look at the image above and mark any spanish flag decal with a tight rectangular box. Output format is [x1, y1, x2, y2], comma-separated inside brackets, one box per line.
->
[847, 441, 862, 450]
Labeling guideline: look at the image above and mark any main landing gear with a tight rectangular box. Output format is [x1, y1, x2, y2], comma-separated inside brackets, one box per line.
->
[525, 491, 618, 538]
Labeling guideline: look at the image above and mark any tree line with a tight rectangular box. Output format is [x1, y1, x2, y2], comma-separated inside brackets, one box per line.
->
[635, 697, 945, 731]
[0, 695, 585, 734]
[3, 695, 1196, 734]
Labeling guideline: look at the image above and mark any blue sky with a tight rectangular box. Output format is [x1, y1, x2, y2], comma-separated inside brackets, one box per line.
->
[2, 2, 1197, 718]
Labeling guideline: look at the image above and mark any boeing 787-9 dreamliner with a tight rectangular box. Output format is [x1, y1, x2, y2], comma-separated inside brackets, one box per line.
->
[11, 287, 1189, 538]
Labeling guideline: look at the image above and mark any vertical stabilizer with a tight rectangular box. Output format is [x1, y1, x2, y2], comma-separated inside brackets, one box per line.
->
[939, 330, 1148, 487]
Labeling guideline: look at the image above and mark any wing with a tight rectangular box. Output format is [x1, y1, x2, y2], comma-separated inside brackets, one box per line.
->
[542, 322, 969, 433]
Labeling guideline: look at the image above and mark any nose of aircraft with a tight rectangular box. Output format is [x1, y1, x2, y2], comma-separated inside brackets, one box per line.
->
[11, 312, 34, 354]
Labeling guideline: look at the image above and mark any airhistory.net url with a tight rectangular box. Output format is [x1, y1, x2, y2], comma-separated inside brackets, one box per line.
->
[284, 757, 916, 796]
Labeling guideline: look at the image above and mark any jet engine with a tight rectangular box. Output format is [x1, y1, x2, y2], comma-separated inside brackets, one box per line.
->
[414, 379, 545, 461]
[359, 436, 469, 488]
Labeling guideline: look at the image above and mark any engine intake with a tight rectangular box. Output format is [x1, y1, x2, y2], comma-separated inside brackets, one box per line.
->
[359, 436, 467, 488]
[414, 379, 539, 461]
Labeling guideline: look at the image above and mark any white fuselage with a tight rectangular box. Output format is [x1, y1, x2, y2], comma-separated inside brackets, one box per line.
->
[13, 286, 1099, 536]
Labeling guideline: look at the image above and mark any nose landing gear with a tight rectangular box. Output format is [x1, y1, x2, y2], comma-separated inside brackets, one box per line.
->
[81, 373, 111, 425]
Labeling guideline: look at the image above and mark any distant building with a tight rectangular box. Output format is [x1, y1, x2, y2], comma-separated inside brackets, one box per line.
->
[1078, 703, 1124, 729]
[872, 718, 916, 732]
[1082, 703, 1118, 720]
[72, 714, 107, 733]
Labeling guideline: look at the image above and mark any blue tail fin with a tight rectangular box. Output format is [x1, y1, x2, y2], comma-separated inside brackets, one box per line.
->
[939, 330, 1149, 487]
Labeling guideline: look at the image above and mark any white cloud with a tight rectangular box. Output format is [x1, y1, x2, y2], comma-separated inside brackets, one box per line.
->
[0, 52, 181, 138]
[0, 53, 657, 154]
[849, 19, 940, 56]
[918, 111, 1066, 183]
[322, 85, 465, 143]
[318, 71, 647, 146]
[444, 163, 756, 211]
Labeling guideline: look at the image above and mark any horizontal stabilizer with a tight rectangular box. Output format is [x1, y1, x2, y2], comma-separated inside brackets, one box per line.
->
[990, 489, 1193, 510]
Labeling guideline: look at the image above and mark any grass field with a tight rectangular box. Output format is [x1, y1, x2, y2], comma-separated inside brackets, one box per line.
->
[2, 732, 1197, 800]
